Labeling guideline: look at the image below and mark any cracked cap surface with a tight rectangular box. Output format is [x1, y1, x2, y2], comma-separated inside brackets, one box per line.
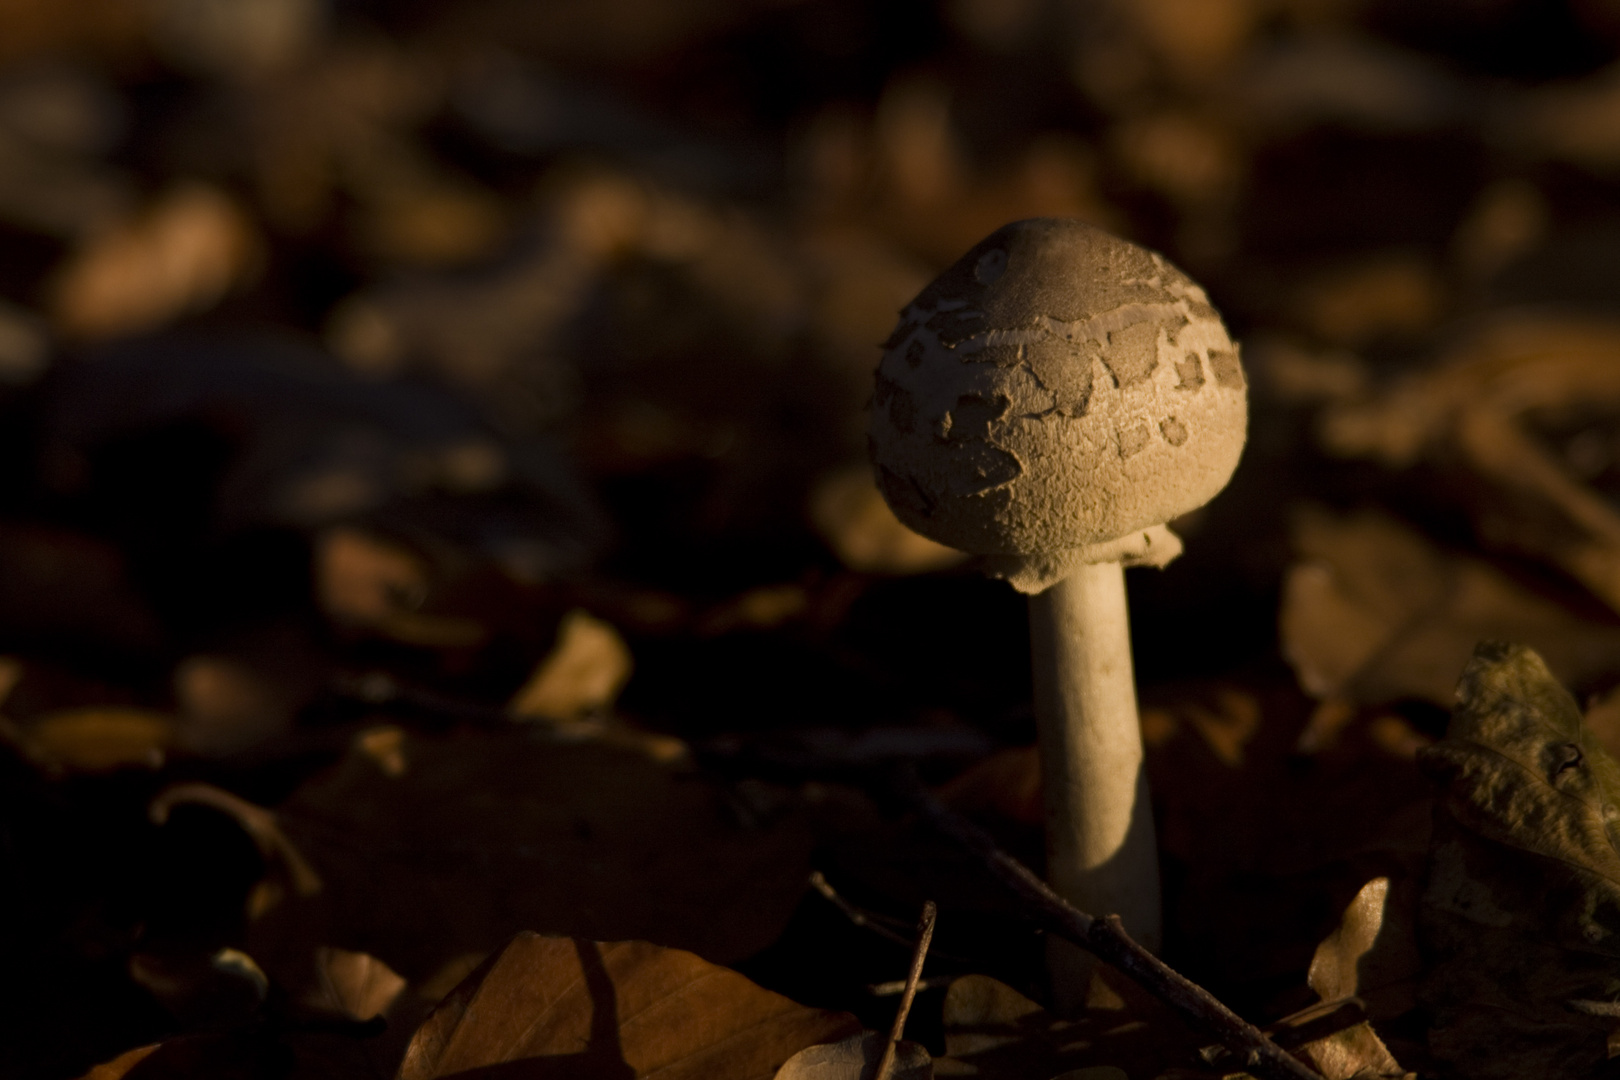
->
[868, 218, 1247, 565]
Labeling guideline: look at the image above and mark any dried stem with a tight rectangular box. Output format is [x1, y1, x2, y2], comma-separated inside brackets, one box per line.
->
[874, 900, 936, 1080]
[893, 769, 1323, 1080]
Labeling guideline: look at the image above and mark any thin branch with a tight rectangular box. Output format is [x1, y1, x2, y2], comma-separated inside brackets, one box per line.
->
[808, 871, 973, 964]
[866, 976, 954, 997]
[808, 871, 919, 947]
[875, 900, 936, 1080]
[893, 768, 1324, 1080]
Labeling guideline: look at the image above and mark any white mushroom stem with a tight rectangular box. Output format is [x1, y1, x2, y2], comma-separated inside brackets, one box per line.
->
[1028, 559, 1161, 1009]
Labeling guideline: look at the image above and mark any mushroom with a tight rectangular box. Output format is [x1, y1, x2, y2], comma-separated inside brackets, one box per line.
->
[868, 218, 1246, 1004]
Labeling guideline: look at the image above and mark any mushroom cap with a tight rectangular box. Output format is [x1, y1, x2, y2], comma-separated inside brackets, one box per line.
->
[868, 218, 1247, 563]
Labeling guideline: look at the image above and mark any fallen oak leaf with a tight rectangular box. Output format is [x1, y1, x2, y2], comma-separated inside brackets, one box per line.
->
[397, 931, 860, 1080]
[247, 730, 812, 997]
[1418, 641, 1620, 1078]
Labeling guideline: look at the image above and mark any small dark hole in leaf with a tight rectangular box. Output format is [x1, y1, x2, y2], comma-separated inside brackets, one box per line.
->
[1554, 742, 1584, 778]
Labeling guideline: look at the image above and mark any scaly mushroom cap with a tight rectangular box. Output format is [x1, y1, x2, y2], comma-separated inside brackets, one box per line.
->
[869, 218, 1246, 589]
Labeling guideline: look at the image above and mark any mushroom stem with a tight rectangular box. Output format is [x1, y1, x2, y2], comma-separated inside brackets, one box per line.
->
[1028, 559, 1161, 1009]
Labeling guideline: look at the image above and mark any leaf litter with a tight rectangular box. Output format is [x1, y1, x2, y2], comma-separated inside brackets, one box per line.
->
[16, 3, 1620, 1079]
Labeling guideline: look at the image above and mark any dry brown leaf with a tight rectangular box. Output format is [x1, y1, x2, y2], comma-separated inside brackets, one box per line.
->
[50, 184, 261, 340]
[25, 707, 173, 772]
[1419, 643, 1620, 1078]
[1295, 877, 1422, 1079]
[509, 609, 633, 721]
[773, 1032, 931, 1080]
[1309, 877, 1422, 1015]
[246, 731, 813, 999]
[74, 1044, 159, 1080]
[1320, 315, 1620, 614]
[810, 467, 966, 576]
[397, 931, 860, 1080]
[1280, 505, 1620, 706]
[311, 946, 406, 1022]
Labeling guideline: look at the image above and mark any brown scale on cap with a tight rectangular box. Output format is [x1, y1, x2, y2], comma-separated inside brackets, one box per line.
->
[869, 218, 1247, 591]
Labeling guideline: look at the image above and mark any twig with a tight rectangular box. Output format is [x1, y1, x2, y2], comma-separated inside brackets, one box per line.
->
[874, 900, 936, 1080]
[893, 768, 1324, 1080]
[808, 871, 918, 948]
[866, 975, 954, 996]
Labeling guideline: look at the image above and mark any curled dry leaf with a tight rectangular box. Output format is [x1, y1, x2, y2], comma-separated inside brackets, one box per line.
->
[509, 608, 633, 721]
[397, 931, 860, 1080]
[773, 1032, 930, 1080]
[1418, 642, 1620, 1079]
[1280, 505, 1620, 707]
